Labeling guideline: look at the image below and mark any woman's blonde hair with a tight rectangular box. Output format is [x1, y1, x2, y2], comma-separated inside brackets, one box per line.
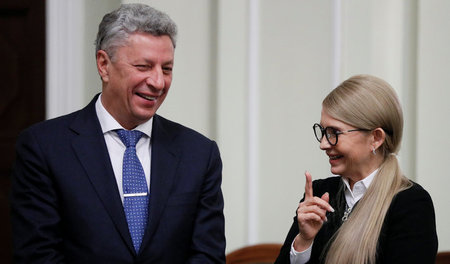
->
[323, 75, 412, 264]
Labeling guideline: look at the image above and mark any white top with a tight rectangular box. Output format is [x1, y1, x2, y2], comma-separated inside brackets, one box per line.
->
[95, 94, 153, 203]
[290, 169, 378, 264]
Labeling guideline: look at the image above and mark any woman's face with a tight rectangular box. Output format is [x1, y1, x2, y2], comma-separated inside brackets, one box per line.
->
[319, 109, 377, 182]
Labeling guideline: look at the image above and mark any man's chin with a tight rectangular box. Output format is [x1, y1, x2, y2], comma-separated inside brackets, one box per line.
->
[135, 112, 156, 123]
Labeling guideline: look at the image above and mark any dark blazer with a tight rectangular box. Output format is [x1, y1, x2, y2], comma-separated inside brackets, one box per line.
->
[275, 176, 438, 264]
[11, 95, 226, 263]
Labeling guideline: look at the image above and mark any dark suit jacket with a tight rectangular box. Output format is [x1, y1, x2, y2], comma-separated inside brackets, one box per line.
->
[275, 176, 438, 264]
[11, 96, 226, 263]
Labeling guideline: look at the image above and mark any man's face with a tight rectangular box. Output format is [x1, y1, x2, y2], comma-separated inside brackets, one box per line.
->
[97, 33, 174, 129]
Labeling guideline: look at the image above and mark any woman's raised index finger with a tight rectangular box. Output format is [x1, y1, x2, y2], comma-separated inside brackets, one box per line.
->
[304, 171, 313, 198]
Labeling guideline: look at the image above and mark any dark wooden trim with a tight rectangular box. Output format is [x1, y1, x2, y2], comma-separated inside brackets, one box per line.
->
[226, 243, 282, 264]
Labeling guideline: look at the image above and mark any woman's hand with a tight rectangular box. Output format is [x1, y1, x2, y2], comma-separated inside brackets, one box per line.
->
[294, 171, 334, 252]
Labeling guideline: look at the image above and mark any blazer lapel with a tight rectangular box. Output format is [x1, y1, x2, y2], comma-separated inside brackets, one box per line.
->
[140, 115, 181, 251]
[69, 96, 134, 253]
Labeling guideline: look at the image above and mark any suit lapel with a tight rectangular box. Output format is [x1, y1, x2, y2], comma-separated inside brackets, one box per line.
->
[69, 96, 134, 253]
[140, 115, 181, 251]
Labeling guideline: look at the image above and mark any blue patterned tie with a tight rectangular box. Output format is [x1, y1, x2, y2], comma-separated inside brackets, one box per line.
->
[116, 129, 149, 253]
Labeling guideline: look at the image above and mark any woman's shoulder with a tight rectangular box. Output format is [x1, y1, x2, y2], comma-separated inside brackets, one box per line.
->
[312, 176, 342, 196]
[313, 175, 341, 185]
[388, 180, 435, 217]
[395, 181, 433, 203]
[379, 182, 438, 263]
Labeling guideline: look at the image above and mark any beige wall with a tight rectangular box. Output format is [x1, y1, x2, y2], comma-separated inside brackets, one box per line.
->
[416, 0, 450, 251]
[47, 0, 450, 253]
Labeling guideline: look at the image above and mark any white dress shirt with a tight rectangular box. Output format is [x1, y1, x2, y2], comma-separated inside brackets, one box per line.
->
[95, 94, 153, 203]
[290, 169, 378, 264]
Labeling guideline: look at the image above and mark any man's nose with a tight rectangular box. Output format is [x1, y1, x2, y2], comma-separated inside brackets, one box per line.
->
[146, 68, 164, 89]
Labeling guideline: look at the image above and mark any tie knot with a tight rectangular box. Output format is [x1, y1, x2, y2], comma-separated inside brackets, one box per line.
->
[116, 129, 144, 147]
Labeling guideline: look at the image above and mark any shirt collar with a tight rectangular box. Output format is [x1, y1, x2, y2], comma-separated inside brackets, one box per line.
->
[95, 93, 153, 137]
[342, 168, 378, 194]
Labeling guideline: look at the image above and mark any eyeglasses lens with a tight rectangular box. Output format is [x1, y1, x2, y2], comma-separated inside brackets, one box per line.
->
[313, 124, 322, 142]
[325, 127, 337, 145]
[313, 124, 338, 145]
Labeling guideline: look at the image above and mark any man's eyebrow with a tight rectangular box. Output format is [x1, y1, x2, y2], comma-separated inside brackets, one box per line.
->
[140, 59, 174, 65]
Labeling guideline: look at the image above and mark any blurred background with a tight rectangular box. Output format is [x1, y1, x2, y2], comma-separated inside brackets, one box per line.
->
[1, 0, 449, 262]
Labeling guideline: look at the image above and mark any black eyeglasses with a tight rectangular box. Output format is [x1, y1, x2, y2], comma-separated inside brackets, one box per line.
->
[313, 123, 371, 146]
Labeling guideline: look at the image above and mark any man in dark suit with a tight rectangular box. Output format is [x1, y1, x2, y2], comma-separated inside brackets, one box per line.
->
[10, 3, 225, 263]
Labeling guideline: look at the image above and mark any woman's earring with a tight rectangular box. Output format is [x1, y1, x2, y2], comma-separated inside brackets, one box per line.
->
[372, 147, 376, 155]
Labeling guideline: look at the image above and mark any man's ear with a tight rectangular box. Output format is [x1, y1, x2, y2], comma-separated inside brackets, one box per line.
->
[97, 50, 111, 82]
[372, 127, 386, 150]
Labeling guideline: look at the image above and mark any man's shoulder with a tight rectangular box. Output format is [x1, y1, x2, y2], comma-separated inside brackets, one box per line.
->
[23, 109, 82, 135]
[17, 100, 97, 148]
[23, 96, 98, 136]
[153, 114, 214, 143]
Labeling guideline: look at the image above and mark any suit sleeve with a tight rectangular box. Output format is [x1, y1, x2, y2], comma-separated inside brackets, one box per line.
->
[10, 129, 65, 263]
[187, 141, 226, 263]
[379, 184, 438, 263]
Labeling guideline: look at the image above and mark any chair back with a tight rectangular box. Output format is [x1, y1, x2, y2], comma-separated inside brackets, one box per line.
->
[436, 251, 450, 264]
[226, 243, 282, 264]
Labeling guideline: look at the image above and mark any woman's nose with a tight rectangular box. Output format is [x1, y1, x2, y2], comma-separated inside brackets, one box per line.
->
[319, 135, 331, 150]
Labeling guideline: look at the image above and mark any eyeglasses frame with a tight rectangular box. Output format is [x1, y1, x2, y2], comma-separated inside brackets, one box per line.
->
[313, 123, 371, 146]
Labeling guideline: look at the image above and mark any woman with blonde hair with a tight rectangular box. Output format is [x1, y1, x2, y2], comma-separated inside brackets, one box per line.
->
[275, 75, 438, 263]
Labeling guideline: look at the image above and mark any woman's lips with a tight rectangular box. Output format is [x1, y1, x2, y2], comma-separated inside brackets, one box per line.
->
[329, 155, 343, 160]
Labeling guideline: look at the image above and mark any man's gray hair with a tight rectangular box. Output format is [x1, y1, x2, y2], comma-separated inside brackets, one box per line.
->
[95, 3, 177, 59]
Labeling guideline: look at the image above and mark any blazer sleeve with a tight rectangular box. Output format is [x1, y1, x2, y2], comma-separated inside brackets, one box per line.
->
[187, 141, 226, 263]
[378, 183, 438, 264]
[274, 216, 300, 264]
[10, 128, 65, 263]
